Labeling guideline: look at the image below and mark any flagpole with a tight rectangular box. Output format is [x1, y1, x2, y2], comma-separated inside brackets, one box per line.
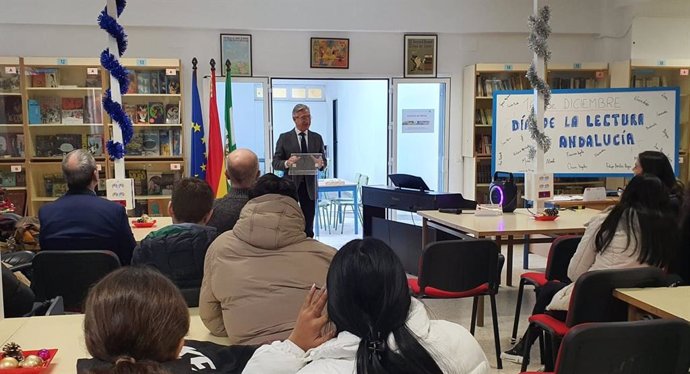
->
[225, 59, 232, 154]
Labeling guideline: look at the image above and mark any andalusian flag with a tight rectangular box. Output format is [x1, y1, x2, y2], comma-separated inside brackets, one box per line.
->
[190, 63, 206, 179]
[225, 63, 237, 154]
[205, 65, 228, 198]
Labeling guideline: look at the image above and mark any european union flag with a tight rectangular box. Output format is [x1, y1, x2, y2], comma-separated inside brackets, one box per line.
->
[190, 61, 207, 179]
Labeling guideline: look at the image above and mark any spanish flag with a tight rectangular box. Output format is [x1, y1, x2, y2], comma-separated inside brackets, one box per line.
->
[206, 62, 227, 198]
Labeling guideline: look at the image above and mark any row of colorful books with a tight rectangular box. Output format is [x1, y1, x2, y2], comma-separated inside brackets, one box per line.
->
[34, 133, 103, 157]
[126, 129, 182, 157]
[126, 169, 182, 197]
[0, 170, 26, 188]
[28, 96, 102, 125]
[124, 103, 179, 125]
[128, 70, 180, 95]
[0, 96, 22, 124]
[43, 173, 107, 198]
[132, 199, 169, 217]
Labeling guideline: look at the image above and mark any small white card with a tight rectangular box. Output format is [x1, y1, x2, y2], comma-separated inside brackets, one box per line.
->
[166, 68, 177, 76]
[4, 66, 17, 74]
[87, 67, 99, 75]
[170, 163, 181, 170]
[10, 165, 21, 172]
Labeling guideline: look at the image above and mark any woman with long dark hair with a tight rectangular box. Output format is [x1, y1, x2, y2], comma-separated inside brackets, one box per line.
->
[242, 238, 489, 374]
[633, 150, 684, 210]
[77, 266, 257, 374]
[503, 173, 679, 364]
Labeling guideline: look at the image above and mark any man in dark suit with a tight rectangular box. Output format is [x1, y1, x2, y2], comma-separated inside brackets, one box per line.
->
[39, 149, 136, 264]
[272, 104, 326, 237]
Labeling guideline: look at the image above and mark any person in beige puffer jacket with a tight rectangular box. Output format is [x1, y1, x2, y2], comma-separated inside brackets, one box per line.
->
[200, 173, 336, 345]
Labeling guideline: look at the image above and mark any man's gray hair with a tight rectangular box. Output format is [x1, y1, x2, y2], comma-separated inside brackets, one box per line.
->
[62, 149, 97, 189]
[292, 104, 310, 118]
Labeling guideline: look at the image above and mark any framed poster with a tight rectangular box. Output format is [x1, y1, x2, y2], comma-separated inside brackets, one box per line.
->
[404, 34, 438, 78]
[220, 34, 252, 76]
[310, 38, 349, 69]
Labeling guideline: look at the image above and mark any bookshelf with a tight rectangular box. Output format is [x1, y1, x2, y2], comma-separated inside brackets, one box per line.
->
[0, 57, 27, 214]
[116, 58, 185, 218]
[463, 63, 610, 204]
[17, 57, 185, 216]
[610, 59, 690, 184]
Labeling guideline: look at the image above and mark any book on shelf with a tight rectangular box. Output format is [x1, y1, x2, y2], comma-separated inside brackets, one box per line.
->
[158, 71, 168, 94]
[137, 71, 151, 94]
[148, 102, 164, 124]
[127, 71, 138, 94]
[0, 74, 20, 93]
[28, 99, 41, 124]
[146, 171, 163, 195]
[165, 104, 179, 124]
[142, 129, 160, 156]
[40, 97, 62, 124]
[0, 133, 22, 158]
[160, 173, 177, 195]
[61, 97, 84, 124]
[133, 199, 148, 217]
[166, 74, 180, 94]
[15, 170, 25, 187]
[44, 173, 68, 197]
[14, 134, 24, 157]
[172, 128, 181, 156]
[135, 104, 148, 124]
[45, 69, 59, 88]
[6, 190, 26, 215]
[147, 199, 165, 216]
[150, 71, 161, 95]
[31, 72, 46, 87]
[124, 104, 137, 123]
[34, 133, 83, 157]
[84, 95, 102, 124]
[85, 73, 101, 88]
[125, 131, 144, 156]
[1, 96, 22, 124]
[87, 134, 103, 157]
[0, 171, 16, 187]
[159, 129, 171, 156]
[127, 169, 148, 196]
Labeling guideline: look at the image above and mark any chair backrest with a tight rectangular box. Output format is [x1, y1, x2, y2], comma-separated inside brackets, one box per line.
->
[544, 235, 582, 282]
[567, 267, 667, 327]
[31, 250, 121, 312]
[554, 320, 690, 374]
[418, 239, 501, 293]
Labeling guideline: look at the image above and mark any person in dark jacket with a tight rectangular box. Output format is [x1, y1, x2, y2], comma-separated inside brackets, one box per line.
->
[77, 266, 257, 374]
[1, 264, 34, 317]
[39, 149, 136, 264]
[206, 148, 260, 234]
[132, 178, 217, 306]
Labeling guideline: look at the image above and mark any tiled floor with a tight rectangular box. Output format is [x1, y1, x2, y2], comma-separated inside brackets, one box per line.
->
[317, 211, 550, 373]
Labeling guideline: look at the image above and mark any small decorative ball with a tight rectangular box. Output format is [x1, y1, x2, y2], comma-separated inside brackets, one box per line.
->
[0, 357, 19, 369]
[38, 349, 51, 360]
[19, 355, 44, 368]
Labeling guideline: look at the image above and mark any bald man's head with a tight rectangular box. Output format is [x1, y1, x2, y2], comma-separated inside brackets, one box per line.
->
[225, 148, 260, 189]
[62, 149, 98, 191]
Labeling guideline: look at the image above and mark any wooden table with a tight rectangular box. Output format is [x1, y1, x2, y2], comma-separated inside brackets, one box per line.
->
[613, 286, 690, 322]
[0, 309, 228, 373]
[131, 216, 173, 242]
[418, 208, 599, 287]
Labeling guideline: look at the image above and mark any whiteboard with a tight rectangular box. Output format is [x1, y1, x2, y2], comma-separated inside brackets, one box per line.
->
[492, 87, 679, 176]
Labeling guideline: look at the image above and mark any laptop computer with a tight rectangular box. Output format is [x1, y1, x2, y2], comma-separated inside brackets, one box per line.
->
[388, 174, 431, 191]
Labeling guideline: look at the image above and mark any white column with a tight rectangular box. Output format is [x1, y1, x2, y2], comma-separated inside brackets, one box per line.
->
[106, 0, 125, 179]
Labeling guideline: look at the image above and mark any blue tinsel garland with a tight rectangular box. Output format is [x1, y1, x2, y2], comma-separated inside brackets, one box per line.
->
[99, 0, 132, 160]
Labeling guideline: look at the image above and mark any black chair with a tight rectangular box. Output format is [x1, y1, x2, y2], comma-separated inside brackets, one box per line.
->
[521, 267, 669, 371]
[2, 250, 35, 277]
[31, 250, 121, 312]
[512, 235, 581, 342]
[520, 320, 690, 374]
[179, 287, 201, 308]
[408, 239, 505, 369]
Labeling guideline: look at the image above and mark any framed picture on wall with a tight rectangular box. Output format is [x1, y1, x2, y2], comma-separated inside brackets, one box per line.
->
[220, 34, 252, 76]
[404, 34, 437, 78]
[310, 38, 349, 69]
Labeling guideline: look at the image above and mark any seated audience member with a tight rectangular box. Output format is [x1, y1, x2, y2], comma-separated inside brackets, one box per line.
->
[633, 150, 684, 211]
[674, 186, 690, 283]
[1, 264, 34, 317]
[503, 173, 678, 364]
[38, 149, 136, 264]
[77, 266, 257, 374]
[132, 178, 217, 306]
[200, 173, 336, 344]
[242, 238, 490, 374]
[207, 148, 260, 234]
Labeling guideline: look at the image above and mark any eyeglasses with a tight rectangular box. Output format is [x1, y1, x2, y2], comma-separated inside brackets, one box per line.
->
[294, 115, 311, 120]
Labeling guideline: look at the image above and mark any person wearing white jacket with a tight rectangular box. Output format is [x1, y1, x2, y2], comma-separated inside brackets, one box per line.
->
[243, 238, 490, 374]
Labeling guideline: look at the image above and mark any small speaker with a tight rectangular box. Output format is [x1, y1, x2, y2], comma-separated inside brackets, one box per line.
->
[489, 171, 518, 213]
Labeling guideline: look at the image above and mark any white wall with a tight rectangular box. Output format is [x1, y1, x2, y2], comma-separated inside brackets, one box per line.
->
[631, 17, 690, 59]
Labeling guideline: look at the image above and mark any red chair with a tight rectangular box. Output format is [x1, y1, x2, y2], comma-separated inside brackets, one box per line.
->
[520, 267, 668, 372]
[511, 235, 581, 343]
[408, 239, 504, 369]
[520, 320, 690, 374]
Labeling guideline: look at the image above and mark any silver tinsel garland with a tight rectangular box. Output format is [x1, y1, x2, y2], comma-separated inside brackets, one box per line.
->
[525, 5, 552, 156]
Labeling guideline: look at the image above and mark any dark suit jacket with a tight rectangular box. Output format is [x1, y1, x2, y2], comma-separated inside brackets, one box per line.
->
[272, 129, 326, 200]
[38, 188, 137, 265]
